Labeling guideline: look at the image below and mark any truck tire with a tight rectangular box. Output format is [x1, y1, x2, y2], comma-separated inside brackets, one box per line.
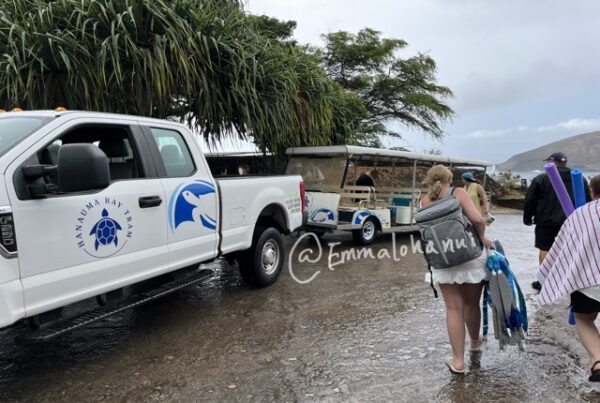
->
[352, 217, 378, 245]
[239, 227, 284, 287]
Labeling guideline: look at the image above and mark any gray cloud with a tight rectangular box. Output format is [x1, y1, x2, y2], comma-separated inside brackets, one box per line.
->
[241, 0, 600, 163]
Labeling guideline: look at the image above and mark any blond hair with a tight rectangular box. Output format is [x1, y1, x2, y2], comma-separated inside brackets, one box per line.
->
[425, 165, 453, 201]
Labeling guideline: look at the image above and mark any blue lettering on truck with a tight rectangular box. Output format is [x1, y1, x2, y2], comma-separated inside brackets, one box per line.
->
[74, 197, 134, 258]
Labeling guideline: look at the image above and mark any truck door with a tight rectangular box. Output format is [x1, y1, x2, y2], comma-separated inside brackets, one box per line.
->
[141, 125, 219, 269]
[6, 118, 169, 316]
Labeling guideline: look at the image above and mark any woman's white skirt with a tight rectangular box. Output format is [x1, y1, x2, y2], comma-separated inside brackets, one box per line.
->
[431, 252, 490, 285]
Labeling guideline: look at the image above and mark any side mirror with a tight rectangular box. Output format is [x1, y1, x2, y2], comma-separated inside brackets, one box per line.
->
[21, 164, 59, 198]
[58, 144, 110, 192]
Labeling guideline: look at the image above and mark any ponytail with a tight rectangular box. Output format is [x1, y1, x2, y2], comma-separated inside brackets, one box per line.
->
[430, 180, 443, 201]
[425, 166, 453, 201]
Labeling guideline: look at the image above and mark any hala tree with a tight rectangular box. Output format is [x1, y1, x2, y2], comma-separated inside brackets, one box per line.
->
[321, 28, 455, 147]
[0, 0, 362, 155]
[0, 1, 452, 155]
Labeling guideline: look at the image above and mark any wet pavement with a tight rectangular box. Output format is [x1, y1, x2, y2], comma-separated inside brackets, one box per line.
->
[1, 213, 599, 402]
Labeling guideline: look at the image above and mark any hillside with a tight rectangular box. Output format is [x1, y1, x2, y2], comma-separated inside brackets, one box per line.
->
[497, 131, 600, 171]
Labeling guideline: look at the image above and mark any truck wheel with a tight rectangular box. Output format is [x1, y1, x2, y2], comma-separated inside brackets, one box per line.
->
[352, 217, 378, 245]
[239, 227, 284, 287]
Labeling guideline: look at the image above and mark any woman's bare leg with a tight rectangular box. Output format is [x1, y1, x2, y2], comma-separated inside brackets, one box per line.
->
[462, 282, 484, 345]
[440, 283, 466, 370]
[575, 312, 600, 369]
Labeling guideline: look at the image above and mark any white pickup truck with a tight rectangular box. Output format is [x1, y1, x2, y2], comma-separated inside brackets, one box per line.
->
[0, 110, 305, 336]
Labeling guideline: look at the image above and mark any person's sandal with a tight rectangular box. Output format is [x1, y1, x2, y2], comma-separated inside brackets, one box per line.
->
[590, 361, 600, 382]
[471, 334, 484, 352]
[445, 357, 465, 375]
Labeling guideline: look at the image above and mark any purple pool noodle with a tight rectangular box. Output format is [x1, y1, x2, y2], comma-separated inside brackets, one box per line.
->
[544, 164, 578, 326]
[544, 163, 575, 216]
[571, 169, 587, 208]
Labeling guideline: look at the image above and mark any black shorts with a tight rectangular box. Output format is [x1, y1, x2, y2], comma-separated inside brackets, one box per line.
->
[571, 291, 600, 314]
[535, 225, 562, 251]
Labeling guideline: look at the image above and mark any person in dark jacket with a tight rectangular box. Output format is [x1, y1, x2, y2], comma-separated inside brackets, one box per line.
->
[523, 152, 591, 290]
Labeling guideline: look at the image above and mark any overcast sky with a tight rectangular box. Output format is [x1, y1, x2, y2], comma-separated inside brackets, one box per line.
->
[213, 0, 600, 165]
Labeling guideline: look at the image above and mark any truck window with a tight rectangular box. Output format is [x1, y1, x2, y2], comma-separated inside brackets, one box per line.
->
[150, 128, 195, 178]
[37, 124, 145, 186]
[0, 117, 48, 157]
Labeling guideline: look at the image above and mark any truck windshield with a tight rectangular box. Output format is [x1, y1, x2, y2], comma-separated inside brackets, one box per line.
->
[0, 117, 48, 157]
[286, 156, 347, 190]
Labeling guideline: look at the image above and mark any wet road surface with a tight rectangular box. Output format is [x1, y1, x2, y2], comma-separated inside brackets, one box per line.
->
[1, 213, 599, 402]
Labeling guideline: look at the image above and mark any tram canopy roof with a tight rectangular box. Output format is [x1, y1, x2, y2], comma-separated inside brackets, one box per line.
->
[286, 145, 492, 168]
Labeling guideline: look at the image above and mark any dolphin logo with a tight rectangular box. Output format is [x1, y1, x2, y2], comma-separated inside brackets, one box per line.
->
[353, 211, 372, 225]
[309, 208, 335, 223]
[169, 180, 217, 231]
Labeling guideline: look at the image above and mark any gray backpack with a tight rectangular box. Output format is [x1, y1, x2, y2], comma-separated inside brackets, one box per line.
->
[415, 187, 483, 270]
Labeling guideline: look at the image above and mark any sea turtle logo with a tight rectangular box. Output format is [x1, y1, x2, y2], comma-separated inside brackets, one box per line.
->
[168, 180, 217, 231]
[75, 197, 133, 258]
[90, 209, 122, 250]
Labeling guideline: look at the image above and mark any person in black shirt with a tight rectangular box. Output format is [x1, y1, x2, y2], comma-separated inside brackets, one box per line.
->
[523, 152, 591, 290]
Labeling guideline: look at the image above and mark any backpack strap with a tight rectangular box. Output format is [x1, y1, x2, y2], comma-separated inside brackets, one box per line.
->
[428, 264, 438, 298]
[420, 239, 439, 298]
[443, 186, 456, 199]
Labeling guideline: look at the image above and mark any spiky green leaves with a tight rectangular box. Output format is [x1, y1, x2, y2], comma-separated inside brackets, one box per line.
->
[0, 0, 357, 155]
[321, 28, 455, 144]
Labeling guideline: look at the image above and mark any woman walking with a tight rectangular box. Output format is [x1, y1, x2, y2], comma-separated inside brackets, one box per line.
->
[538, 175, 600, 381]
[420, 165, 494, 374]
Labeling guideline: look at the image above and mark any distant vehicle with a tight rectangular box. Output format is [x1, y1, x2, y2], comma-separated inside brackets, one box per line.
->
[286, 145, 491, 245]
[0, 110, 305, 340]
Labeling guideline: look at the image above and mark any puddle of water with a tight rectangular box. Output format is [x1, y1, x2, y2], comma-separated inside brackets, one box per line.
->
[0, 213, 598, 402]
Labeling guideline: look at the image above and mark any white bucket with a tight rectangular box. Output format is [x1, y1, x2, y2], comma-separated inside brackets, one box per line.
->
[394, 206, 412, 225]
